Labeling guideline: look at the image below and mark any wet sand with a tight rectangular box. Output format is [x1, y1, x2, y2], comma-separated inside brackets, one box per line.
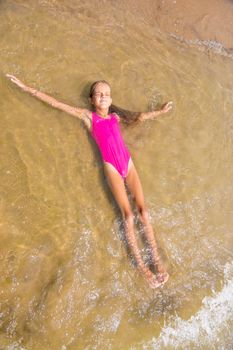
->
[123, 0, 233, 53]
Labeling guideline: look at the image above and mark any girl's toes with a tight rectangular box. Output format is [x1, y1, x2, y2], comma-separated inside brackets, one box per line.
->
[157, 272, 169, 285]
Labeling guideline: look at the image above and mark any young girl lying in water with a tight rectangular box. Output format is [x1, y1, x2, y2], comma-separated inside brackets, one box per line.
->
[6, 74, 173, 288]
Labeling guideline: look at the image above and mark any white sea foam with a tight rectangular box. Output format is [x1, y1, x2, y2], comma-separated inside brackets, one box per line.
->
[136, 262, 233, 349]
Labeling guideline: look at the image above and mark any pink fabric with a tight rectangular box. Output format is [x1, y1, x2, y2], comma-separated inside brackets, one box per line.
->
[91, 112, 131, 178]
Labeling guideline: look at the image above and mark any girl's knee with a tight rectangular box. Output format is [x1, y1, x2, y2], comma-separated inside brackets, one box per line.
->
[138, 205, 149, 223]
[121, 208, 134, 223]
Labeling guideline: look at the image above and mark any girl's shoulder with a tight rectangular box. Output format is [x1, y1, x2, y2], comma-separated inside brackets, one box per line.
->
[111, 112, 120, 122]
[81, 109, 92, 130]
[82, 109, 92, 119]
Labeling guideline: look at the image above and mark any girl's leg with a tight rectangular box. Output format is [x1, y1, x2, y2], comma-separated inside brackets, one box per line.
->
[125, 162, 169, 284]
[103, 162, 162, 288]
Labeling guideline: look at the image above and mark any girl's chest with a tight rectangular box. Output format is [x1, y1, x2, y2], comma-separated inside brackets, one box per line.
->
[93, 116, 118, 134]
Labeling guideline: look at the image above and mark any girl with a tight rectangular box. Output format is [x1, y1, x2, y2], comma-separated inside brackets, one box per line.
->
[6, 75, 172, 288]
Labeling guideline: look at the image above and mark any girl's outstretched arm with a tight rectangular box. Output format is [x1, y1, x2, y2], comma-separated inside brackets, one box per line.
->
[138, 101, 173, 122]
[6, 74, 91, 121]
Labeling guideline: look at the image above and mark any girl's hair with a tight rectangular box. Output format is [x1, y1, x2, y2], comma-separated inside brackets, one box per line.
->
[89, 80, 140, 124]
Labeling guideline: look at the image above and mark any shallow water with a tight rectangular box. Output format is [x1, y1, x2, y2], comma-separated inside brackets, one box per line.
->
[0, 1, 233, 349]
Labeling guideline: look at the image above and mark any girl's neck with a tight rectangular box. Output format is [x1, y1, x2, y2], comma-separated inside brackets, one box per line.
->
[95, 108, 109, 118]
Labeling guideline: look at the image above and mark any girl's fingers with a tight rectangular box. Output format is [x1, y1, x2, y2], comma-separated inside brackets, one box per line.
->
[6, 74, 25, 88]
[7, 75, 17, 82]
[6, 74, 17, 81]
[164, 101, 173, 112]
[6, 74, 20, 82]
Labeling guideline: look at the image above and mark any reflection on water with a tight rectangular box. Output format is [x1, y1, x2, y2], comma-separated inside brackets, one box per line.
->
[0, 1, 233, 349]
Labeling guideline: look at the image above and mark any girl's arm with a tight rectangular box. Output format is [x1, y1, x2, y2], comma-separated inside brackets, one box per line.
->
[111, 101, 173, 124]
[6, 74, 91, 122]
[138, 101, 173, 122]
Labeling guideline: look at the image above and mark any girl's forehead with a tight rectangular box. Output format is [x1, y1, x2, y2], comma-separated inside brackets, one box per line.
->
[95, 83, 111, 92]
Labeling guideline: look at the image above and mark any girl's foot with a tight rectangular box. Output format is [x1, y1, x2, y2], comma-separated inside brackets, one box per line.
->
[157, 271, 169, 285]
[146, 273, 165, 289]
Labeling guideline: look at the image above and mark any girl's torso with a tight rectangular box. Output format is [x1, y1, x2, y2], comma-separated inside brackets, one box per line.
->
[90, 111, 131, 177]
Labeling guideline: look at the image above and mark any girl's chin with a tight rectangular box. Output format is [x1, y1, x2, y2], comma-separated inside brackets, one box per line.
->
[99, 104, 110, 108]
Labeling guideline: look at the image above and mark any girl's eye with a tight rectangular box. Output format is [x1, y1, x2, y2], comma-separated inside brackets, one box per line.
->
[94, 93, 110, 97]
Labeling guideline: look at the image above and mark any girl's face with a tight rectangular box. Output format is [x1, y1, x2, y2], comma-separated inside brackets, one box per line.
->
[91, 82, 112, 110]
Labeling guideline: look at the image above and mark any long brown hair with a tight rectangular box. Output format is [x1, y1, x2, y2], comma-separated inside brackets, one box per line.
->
[89, 80, 140, 125]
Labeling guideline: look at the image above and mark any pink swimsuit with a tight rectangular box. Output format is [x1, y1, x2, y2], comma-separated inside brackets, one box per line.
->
[91, 112, 131, 178]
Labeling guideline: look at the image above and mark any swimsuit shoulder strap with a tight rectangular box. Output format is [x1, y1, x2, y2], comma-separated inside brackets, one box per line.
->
[111, 113, 120, 122]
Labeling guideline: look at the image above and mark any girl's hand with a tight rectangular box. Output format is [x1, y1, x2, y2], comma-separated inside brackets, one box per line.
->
[6, 74, 29, 92]
[161, 101, 173, 114]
